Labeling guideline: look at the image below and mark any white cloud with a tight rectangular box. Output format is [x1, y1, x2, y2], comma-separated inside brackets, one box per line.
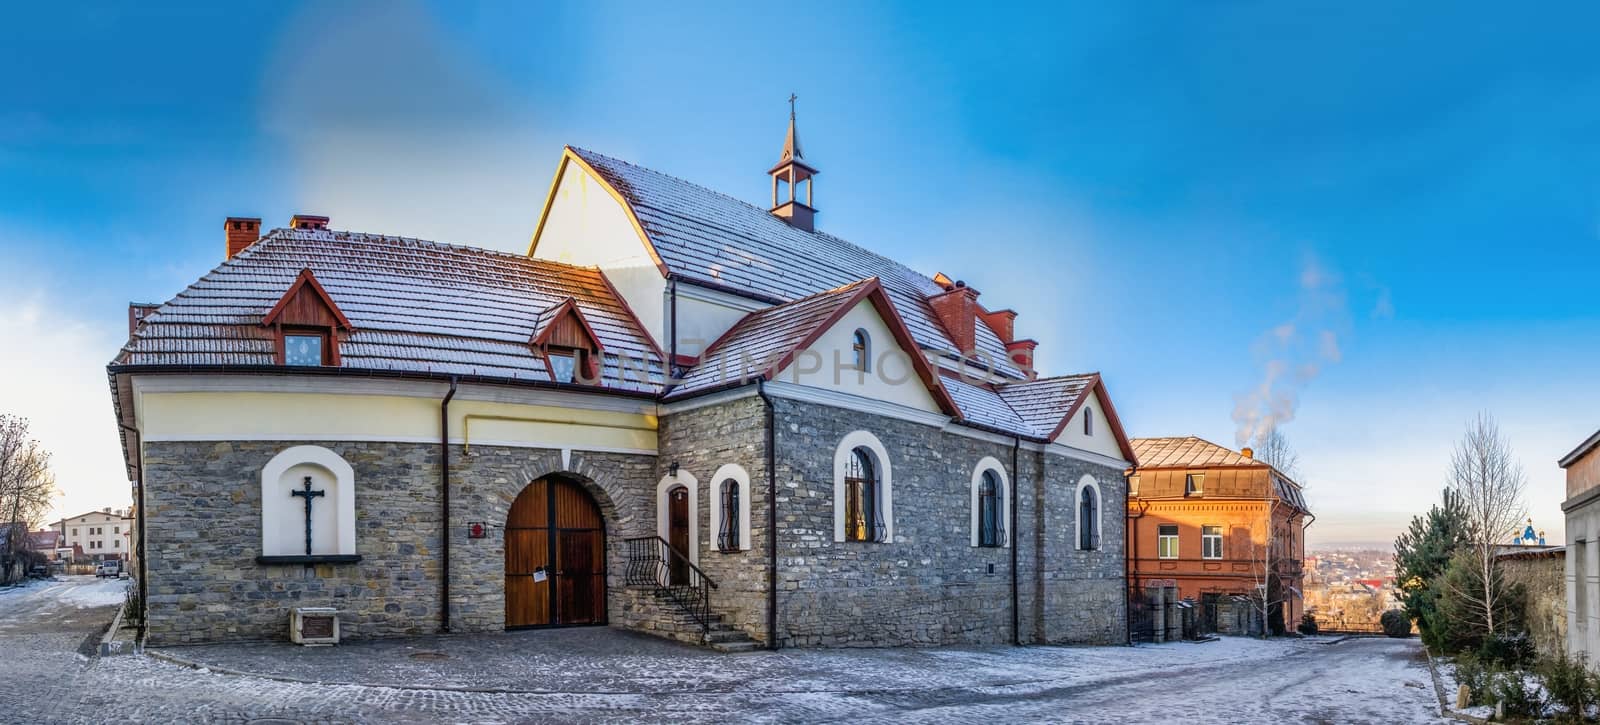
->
[0, 294, 130, 524]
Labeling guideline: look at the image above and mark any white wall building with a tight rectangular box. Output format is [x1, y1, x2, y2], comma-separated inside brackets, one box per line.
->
[56, 508, 133, 561]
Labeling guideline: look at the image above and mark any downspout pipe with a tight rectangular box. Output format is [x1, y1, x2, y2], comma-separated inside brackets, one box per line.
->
[757, 379, 779, 650]
[1010, 437, 1021, 646]
[440, 376, 458, 634]
[668, 278, 679, 383]
[119, 424, 146, 645]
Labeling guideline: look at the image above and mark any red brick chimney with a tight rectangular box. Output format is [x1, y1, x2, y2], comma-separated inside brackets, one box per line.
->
[127, 303, 160, 335]
[928, 282, 980, 355]
[225, 217, 262, 259]
[1006, 339, 1038, 378]
[290, 214, 330, 231]
[979, 308, 1017, 344]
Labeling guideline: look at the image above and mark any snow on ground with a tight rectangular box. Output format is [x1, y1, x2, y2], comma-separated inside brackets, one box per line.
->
[52, 576, 128, 608]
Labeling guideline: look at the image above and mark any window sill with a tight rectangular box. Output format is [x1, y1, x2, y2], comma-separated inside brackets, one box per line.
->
[255, 555, 363, 566]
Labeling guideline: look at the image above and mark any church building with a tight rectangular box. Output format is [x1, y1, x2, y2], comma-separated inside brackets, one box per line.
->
[110, 111, 1137, 649]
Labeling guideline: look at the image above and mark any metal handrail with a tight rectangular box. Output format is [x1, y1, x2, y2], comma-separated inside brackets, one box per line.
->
[623, 536, 718, 635]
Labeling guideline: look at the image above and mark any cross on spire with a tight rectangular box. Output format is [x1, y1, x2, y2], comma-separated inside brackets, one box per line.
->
[769, 94, 819, 231]
[291, 476, 326, 556]
[789, 93, 797, 118]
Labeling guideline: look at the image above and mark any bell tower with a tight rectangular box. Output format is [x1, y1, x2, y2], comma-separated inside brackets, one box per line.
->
[769, 94, 818, 232]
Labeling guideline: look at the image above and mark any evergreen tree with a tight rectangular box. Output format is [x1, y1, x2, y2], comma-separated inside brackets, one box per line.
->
[1394, 488, 1469, 648]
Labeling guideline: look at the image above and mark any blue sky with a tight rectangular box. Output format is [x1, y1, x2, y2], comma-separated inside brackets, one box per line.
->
[3, 2, 1597, 546]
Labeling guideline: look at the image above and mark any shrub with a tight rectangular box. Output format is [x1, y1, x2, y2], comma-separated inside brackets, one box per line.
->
[1297, 613, 1319, 636]
[1454, 655, 1494, 706]
[1381, 609, 1412, 638]
[1478, 632, 1536, 669]
[1539, 653, 1594, 719]
[1490, 670, 1546, 719]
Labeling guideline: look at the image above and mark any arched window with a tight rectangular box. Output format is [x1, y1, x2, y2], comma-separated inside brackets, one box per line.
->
[1084, 407, 1094, 436]
[718, 479, 741, 552]
[833, 431, 893, 543]
[977, 470, 1005, 547]
[851, 329, 871, 372]
[844, 447, 885, 542]
[1076, 476, 1102, 551]
[708, 464, 751, 551]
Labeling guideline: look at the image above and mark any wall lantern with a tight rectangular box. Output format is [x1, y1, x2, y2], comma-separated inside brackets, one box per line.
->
[669, 461, 680, 477]
[468, 522, 487, 539]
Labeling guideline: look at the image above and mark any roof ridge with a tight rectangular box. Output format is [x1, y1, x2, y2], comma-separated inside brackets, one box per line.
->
[999, 371, 1098, 387]
[262, 228, 606, 275]
[568, 147, 949, 291]
[745, 276, 876, 312]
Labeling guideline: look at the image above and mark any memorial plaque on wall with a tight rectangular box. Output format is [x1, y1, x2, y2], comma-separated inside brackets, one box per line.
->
[300, 614, 335, 640]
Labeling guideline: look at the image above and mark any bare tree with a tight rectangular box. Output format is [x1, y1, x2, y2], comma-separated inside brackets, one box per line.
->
[1242, 514, 1289, 637]
[1254, 427, 1301, 482]
[1445, 412, 1526, 635]
[0, 415, 56, 563]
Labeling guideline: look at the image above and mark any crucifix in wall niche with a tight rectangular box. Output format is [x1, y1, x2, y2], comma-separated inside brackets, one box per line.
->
[291, 476, 325, 556]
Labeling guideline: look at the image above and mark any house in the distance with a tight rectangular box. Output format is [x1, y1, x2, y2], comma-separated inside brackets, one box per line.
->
[1128, 436, 1312, 637]
[55, 508, 133, 562]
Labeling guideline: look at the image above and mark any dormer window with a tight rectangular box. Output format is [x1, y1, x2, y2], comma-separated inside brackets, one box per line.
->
[546, 348, 586, 384]
[262, 269, 352, 368]
[1185, 473, 1205, 496]
[529, 298, 605, 386]
[283, 330, 328, 366]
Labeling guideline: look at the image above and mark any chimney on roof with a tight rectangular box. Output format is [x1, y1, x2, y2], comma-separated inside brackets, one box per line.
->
[769, 94, 818, 232]
[1241, 447, 1254, 460]
[225, 217, 262, 259]
[290, 214, 330, 231]
[928, 281, 980, 356]
[127, 303, 160, 336]
[1006, 339, 1038, 379]
[980, 308, 1017, 344]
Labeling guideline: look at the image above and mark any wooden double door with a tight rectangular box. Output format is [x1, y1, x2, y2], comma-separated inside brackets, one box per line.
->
[505, 478, 606, 628]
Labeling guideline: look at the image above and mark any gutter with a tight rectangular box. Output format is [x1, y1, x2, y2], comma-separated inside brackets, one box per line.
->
[104, 364, 660, 401]
[440, 376, 458, 634]
[757, 379, 779, 650]
[119, 423, 146, 645]
[1010, 437, 1021, 646]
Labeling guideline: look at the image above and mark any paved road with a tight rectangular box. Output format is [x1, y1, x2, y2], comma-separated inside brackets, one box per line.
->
[0, 576, 1445, 723]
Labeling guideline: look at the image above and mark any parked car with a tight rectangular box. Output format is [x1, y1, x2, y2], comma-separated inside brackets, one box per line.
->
[96, 560, 121, 578]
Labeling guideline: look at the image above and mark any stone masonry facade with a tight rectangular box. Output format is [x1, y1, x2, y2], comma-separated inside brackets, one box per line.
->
[142, 395, 1126, 648]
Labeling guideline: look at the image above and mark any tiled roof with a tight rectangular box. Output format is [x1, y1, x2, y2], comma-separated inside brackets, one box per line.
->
[115, 230, 664, 391]
[943, 376, 1030, 434]
[671, 279, 875, 395]
[1130, 436, 1257, 468]
[566, 147, 1026, 380]
[995, 374, 1096, 438]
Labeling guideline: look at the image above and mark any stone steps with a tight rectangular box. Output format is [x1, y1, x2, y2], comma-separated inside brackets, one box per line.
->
[647, 590, 762, 653]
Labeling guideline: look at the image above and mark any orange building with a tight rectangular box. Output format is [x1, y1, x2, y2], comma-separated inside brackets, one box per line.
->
[1128, 437, 1312, 636]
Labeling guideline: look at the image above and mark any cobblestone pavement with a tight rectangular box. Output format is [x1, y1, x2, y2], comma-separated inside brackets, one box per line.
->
[2, 577, 1446, 723]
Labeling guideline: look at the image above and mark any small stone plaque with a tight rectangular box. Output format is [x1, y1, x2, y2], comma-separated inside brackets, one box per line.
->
[300, 614, 335, 640]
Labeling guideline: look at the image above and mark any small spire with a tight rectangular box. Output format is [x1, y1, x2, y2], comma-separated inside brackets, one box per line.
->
[782, 93, 803, 162]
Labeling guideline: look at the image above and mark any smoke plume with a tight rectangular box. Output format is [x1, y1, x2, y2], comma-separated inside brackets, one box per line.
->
[1232, 256, 1349, 447]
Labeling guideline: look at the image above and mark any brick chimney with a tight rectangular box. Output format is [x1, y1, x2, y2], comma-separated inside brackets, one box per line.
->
[928, 282, 980, 355]
[127, 303, 160, 335]
[290, 214, 330, 231]
[1241, 447, 1254, 460]
[979, 308, 1017, 344]
[1006, 339, 1037, 378]
[225, 217, 262, 259]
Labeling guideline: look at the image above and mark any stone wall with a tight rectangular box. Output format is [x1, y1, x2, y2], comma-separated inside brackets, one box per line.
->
[142, 439, 659, 646]
[1498, 552, 1566, 661]
[143, 440, 446, 645]
[658, 396, 773, 644]
[766, 398, 1128, 647]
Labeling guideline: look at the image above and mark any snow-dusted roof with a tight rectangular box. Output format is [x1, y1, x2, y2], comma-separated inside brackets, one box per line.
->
[114, 229, 664, 391]
[564, 147, 1026, 380]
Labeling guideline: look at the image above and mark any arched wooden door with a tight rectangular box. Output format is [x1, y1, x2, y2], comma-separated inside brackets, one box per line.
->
[505, 477, 606, 628]
[667, 485, 690, 585]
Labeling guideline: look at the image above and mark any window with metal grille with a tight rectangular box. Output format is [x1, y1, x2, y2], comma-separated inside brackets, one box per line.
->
[844, 447, 886, 542]
[717, 479, 740, 553]
[1202, 525, 1223, 559]
[977, 470, 1005, 547]
[1158, 524, 1179, 559]
[1079, 486, 1100, 550]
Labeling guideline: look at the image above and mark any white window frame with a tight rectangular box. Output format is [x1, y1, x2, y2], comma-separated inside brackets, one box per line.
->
[261, 445, 357, 557]
[1202, 524, 1224, 559]
[707, 463, 752, 552]
[656, 469, 700, 565]
[1185, 473, 1205, 496]
[969, 456, 1010, 548]
[833, 430, 893, 543]
[1074, 475, 1103, 551]
[1158, 524, 1179, 559]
